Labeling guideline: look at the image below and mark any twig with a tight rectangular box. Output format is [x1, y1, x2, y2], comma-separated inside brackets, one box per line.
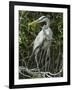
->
[45, 74, 52, 78]
[48, 68, 63, 76]
[19, 70, 31, 78]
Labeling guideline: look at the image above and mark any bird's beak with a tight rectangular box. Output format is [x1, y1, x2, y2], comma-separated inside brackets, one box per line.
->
[28, 19, 39, 26]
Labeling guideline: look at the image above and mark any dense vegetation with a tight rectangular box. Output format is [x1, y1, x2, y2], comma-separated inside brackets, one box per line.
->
[19, 10, 63, 79]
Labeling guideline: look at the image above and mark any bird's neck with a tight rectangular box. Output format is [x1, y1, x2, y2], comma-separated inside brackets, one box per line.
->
[42, 22, 49, 30]
[46, 22, 50, 27]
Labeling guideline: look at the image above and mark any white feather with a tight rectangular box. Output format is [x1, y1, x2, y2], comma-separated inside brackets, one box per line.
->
[33, 27, 53, 51]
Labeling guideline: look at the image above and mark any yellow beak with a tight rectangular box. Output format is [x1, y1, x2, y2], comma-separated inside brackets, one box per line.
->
[28, 20, 38, 26]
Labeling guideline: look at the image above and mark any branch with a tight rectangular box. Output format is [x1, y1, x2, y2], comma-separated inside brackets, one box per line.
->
[19, 66, 63, 78]
[19, 70, 31, 78]
[47, 68, 63, 76]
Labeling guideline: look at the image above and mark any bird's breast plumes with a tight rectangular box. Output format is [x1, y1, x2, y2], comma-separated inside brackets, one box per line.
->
[28, 15, 53, 51]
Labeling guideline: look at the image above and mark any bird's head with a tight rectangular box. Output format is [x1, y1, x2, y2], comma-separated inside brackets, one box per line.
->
[28, 16, 50, 26]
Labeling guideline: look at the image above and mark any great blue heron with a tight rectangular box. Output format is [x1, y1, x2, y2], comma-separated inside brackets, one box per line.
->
[29, 16, 53, 72]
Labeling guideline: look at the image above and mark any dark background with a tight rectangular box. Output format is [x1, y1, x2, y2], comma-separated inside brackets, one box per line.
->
[19, 10, 63, 79]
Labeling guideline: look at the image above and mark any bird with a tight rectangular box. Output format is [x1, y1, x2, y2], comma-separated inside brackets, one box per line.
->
[28, 16, 53, 72]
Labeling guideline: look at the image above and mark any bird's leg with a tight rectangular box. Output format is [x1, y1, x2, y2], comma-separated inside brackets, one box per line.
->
[39, 49, 43, 65]
[45, 48, 50, 72]
[47, 48, 51, 72]
[41, 50, 46, 68]
[35, 54, 40, 74]
[35, 54, 39, 71]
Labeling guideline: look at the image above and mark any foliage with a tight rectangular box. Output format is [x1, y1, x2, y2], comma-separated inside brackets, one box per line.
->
[19, 10, 63, 79]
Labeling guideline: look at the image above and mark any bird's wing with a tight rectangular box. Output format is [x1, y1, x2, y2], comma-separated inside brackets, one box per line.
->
[33, 30, 44, 50]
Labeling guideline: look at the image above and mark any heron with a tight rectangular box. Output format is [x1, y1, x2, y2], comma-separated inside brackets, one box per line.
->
[28, 16, 53, 73]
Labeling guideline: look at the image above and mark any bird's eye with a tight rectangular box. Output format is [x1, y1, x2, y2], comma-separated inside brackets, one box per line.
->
[40, 22, 46, 26]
